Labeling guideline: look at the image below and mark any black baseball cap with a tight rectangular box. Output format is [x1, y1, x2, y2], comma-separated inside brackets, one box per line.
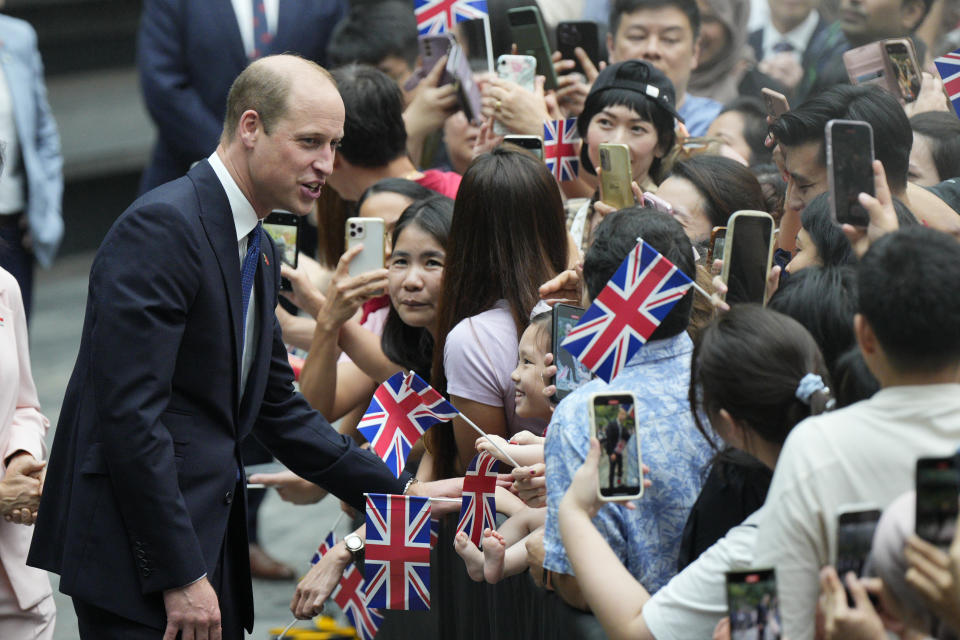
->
[581, 60, 684, 126]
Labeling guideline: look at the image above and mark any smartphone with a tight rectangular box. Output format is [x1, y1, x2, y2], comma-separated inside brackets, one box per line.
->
[599, 143, 634, 210]
[916, 456, 960, 547]
[447, 42, 483, 123]
[836, 505, 882, 604]
[826, 120, 874, 227]
[507, 5, 558, 91]
[642, 191, 673, 215]
[494, 54, 537, 135]
[707, 226, 726, 265]
[556, 21, 600, 77]
[503, 134, 544, 160]
[404, 34, 454, 92]
[345, 217, 385, 277]
[552, 304, 592, 403]
[761, 87, 790, 118]
[263, 211, 300, 291]
[726, 569, 781, 640]
[454, 17, 494, 73]
[721, 211, 775, 306]
[883, 38, 921, 103]
[843, 41, 887, 89]
[590, 392, 642, 500]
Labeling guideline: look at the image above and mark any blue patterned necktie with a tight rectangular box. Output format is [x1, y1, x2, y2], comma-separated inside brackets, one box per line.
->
[250, 0, 272, 59]
[773, 41, 795, 54]
[240, 222, 262, 344]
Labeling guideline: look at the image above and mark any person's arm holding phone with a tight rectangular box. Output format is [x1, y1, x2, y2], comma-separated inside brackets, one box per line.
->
[403, 56, 459, 166]
[298, 246, 387, 420]
[904, 510, 960, 634]
[481, 75, 551, 136]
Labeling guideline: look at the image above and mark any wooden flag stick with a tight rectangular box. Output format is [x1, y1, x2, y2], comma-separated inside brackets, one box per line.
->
[453, 410, 522, 468]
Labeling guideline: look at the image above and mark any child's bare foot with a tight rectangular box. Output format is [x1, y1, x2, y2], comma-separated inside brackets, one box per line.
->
[454, 531, 485, 582]
[482, 528, 507, 583]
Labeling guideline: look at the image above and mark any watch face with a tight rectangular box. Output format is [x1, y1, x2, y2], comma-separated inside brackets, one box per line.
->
[345, 534, 364, 552]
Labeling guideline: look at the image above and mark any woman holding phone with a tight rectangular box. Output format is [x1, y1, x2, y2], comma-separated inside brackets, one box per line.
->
[568, 60, 680, 251]
[558, 306, 833, 640]
[428, 147, 569, 480]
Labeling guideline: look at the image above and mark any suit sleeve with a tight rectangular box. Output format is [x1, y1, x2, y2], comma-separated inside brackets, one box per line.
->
[137, 0, 223, 159]
[89, 205, 208, 594]
[252, 311, 408, 511]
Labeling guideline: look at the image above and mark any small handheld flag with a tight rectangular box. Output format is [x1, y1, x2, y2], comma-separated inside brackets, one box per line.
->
[334, 564, 384, 640]
[561, 239, 693, 383]
[364, 493, 432, 610]
[358, 371, 459, 477]
[543, 118, 581, 182]
[310, 531, 337, 566]
[455, 452, 500, 548]
[415, 0, 488, 35]
[934, 49, 960, 119]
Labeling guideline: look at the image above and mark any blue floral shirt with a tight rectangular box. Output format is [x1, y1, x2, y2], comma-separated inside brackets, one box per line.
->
[543, 332, 714, 594]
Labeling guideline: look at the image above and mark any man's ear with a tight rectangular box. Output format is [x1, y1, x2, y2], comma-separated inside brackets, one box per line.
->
[607, 31, 617, 63]
[854, 313, 877, 357]
[900, 0, 927, 31]
[691, 37, 701, 71]
[238, 109, 261, 149]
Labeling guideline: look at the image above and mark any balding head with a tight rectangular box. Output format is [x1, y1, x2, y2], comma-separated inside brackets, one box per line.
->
[221, 54, 335, 144]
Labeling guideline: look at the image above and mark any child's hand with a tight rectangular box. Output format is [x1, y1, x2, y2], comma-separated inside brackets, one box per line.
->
[476, 434, 512, 463]
[509, 431, 544, 446]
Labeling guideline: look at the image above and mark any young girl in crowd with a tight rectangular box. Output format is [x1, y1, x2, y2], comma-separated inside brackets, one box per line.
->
[428, 147, 569, 480]
[568, 60, 680, 251]
[558, 305, 833, 640]
[453, 311, 552, 583]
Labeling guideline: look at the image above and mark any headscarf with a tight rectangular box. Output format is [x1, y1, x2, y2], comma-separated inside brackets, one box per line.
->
[687, 0, 753, 104]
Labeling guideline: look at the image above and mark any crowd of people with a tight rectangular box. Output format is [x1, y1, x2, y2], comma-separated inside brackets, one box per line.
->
[3, 0, 960, 638]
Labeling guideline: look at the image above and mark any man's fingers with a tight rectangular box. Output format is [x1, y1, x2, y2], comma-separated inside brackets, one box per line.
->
[163, 623, 179, 640]
[424, 54, 449, 86]
[211, 622, 223, 640]
[576, 47, 600, 82]
[845, 572, 876, 611]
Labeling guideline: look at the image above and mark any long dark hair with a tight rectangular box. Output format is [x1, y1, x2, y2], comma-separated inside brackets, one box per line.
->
[669, 155, 766, 229]
[381, 195, 454, 380]
[428, 147, 568, 476]
[689, 305, 832, 452]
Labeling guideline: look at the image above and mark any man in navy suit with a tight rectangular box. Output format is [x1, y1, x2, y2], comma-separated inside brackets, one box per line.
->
[137, 0, 347, 193]
[28, 54, 451, 640]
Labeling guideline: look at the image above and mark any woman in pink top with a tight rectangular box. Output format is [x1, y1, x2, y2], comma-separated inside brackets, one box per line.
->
[0, 266, 54, 638]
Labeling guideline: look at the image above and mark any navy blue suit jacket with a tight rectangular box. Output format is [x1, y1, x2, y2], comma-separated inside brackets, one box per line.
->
[27, 161, 406, 631]
[137, 0, 346, 192]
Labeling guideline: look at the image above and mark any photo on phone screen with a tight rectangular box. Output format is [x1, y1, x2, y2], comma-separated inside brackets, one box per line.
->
[591, 393, 642, 499]
[836, 506, 882, 606]
[708, 226, 726, 265]
[884, 40, 920, 102]
[552, 304, 592, 403]
[556, 21, 600, 76]
[726, 569, 781, 640]
[916, 456, 960, 547]
[263, 211, 299, 291]
[826, 120, 874, 227]
[721, 211, 774, 305]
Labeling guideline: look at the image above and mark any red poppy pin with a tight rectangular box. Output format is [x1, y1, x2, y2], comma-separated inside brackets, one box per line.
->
[263, 252, 269, 266]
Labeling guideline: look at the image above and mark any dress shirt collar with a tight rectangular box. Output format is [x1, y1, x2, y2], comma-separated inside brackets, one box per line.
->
[208, 151, 260, 243]
[624, 331, 694, 369]
[762, 9, 820, 59]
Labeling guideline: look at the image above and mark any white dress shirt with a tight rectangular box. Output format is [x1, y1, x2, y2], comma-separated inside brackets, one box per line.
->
[760, 9, 820, 63]
[230, 0, 279, 58]
[208, 152, 260, 394]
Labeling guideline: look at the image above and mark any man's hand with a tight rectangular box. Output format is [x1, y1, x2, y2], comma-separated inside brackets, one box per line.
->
[248, 470, 327, 505]
[904, 514, 960, 634]
[403, 56, 459, 142]
[0, 452, 45, 524]
[818, 567, 886, 640]
[538, 264, 585, 307]
[162, 577, 222, 640]
[291, 542, 351, 619]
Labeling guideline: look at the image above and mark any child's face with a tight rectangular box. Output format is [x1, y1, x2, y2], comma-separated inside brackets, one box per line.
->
[510, 324, 552, 419]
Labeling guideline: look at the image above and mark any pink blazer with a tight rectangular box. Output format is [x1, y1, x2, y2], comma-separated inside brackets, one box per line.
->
[0, 267, 51, 609]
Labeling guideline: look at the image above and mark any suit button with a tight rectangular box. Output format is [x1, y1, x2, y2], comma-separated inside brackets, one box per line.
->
[224, 491, 233, 504]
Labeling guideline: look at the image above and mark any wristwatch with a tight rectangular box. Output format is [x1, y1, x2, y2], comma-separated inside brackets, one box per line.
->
[344, 533, 365, 573]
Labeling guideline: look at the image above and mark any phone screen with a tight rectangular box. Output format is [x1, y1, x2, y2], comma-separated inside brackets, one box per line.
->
[884, 43, 920, 102]
[836, 509, 881, 578]
[556, 21, 599, 76]
[726, 570, 781, 639]
[708, 226, 726, 265]
[592, 393, 641, 498]
[724, 215, 773, 305]
[916, 457, 960, 547]
[827, 120, 874, 227]
[263, 212, 299, 290]
[552, 304, 592, 402]
[503, 135, 544, 161]
[454, 18, 491, 73]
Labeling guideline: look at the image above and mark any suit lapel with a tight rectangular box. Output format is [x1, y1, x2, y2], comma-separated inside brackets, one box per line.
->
[191, 161, 245, 418]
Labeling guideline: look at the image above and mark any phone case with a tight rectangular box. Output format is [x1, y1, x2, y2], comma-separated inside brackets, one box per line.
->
[345, 217, 385, 277]
[448, 42, 483, 124]
[507, 6, 558, 91]
[493, 55, 537, 135]
[404, 34, 454, 92]
[599, 144, 634, 210]
[589, 392, 643, 501]
[556, 21, 600, 76]
[826, 120, 875, 227]
[761, 87, 790, 118]
[720, 211, 775, 305]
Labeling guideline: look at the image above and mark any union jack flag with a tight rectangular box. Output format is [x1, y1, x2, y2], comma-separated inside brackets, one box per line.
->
[934, 49, 960, 119]
[543, 118, 581, 182]
[414, 0, 488, 35]
[455, 452, 499, 547]
[310, 531, 337, 565]
[334, 563, 384, 640]
[358, 371, 460, 477]
[364, 493, 432, 610]
[561, 239, 693, 383]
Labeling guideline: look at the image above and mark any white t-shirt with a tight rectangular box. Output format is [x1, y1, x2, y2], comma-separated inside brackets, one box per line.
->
[643, 508, 762, 640]
[753, 384, 960, 640]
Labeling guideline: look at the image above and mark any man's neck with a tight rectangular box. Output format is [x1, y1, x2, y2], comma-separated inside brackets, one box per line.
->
[771, 11, 809, 35]
[216, 144, 268, 218]
[879, 364, 960, 388]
